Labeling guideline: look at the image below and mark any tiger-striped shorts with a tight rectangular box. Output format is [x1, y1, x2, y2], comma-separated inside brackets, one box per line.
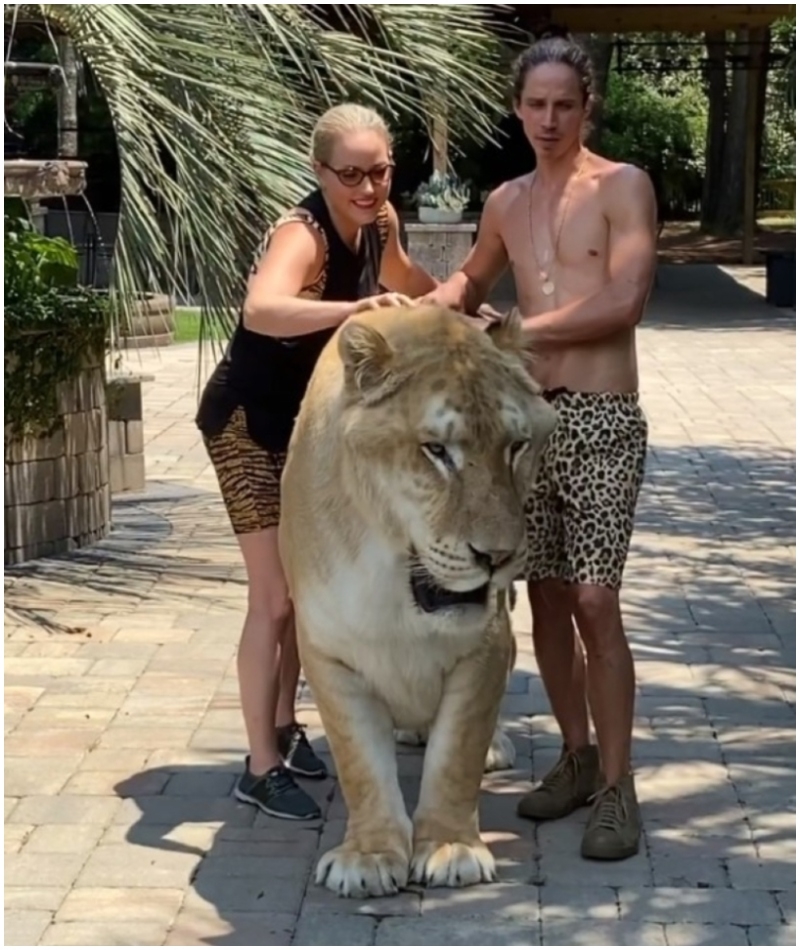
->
[203, 407, 286, 535]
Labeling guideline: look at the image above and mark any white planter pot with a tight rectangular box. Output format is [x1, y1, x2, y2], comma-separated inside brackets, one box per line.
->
[417, 206, 463, 224]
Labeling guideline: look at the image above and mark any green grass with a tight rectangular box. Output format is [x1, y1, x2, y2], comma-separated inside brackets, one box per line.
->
[173, 307, 202, 343]
[173, 306, 238, 344]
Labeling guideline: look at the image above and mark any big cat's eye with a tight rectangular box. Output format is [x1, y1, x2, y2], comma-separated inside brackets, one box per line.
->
[422, 442, 448, 459]
[421, 441, 454, 471]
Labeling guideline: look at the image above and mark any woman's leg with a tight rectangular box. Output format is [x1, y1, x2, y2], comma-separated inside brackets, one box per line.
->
[276, 614, 301, 730]
[236, 527, 293, 776]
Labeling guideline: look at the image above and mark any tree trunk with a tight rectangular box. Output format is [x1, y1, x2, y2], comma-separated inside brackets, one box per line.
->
[716, 30, 750, 235]
[700, 31, 728, 231]
[575, 33, 613, 150]
[753, 27, 771, 193]
[56, 37, 79, 158]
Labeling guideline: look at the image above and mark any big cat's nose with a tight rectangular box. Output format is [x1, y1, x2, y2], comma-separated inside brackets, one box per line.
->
[468, 544, 516, 573]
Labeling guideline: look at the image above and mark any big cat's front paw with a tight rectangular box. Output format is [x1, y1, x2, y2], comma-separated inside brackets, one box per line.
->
[315, 844, 410, 899]
[410, 838, 497, 889]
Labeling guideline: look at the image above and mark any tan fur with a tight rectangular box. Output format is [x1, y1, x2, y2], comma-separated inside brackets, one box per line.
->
[279, 305, 558, 898]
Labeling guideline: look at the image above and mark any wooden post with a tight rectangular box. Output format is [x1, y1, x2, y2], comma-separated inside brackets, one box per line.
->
[431, 111, 448, 175]
[742, 29, 760, 265]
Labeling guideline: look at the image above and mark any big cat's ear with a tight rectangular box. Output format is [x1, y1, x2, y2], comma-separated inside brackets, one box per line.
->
[338, 320, 405, 405]
[485, 307, 523, 352]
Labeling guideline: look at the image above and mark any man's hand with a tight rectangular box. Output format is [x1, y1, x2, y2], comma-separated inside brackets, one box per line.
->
[413, 285, 463, 310]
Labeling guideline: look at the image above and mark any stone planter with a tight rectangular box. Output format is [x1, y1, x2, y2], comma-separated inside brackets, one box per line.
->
[106, 374, 151, 494]
[418, 206, 464, 225]
[404, 220, 477, 283]
[5, 359, 110, 566]
[122, 293, 175, 348]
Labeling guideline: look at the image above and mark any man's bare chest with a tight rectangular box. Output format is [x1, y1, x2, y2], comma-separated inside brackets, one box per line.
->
[501, 188, 609, 276]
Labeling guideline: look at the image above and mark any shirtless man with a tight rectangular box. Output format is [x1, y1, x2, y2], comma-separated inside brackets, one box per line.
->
[421, 34, 657, 861]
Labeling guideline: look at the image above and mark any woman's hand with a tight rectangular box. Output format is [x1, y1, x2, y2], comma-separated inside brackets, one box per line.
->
[352, 292, 414, 313]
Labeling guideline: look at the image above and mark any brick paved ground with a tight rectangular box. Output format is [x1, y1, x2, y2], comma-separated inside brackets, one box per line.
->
[5, 265, 795, 946]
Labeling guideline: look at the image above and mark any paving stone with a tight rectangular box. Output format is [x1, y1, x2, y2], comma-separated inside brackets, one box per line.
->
[4, 886, 68, 911]
[23, 824, 105, 854]
[5, 853, 87, 887]
[63, 769, 171, 797]
[747, 923, 796, 945]
[183, 874, 307, 916]
[163, 769, 236, 797]
[75, 842, 204, 888]
[304, 884, 422, 918]
[12, 795, 120, 827]
[4, 909, 52, 947]
[4, 757, 82, 796]
[4, 823, 33, 852]
[112, 794, 255, 827]
[542, 920, 668, 946]
[617, 886, 782, 925]
[166, 909, 297, 945]
[376, 916, 537, 946]
[40, 921, 170, 945]
[539, 885, 619, 921]
[55, 886, 184, 923]
[294, 910, 378, 945]
[662, 922, 749, 945]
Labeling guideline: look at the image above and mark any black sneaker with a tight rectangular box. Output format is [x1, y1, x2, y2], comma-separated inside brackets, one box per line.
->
[277, 722, 328, 779]
[234, 759, 321, 820]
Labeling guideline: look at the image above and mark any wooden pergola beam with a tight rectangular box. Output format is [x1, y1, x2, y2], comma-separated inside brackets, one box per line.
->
[520, 5, 794, 35]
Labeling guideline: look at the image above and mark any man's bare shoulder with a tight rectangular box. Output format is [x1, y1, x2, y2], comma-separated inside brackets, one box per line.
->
[484, 173, 532, 216]
[592, 156, 656, 209]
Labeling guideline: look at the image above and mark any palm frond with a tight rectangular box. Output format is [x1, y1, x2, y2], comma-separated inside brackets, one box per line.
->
[8, 3, 523, 374]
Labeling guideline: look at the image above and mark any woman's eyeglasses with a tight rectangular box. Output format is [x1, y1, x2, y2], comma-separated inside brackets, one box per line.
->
[321, 163, 395, 188]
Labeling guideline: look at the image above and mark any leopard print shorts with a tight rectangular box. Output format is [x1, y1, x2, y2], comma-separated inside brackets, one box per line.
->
[524, 390, 648, 590]
[203, 407, 287, 535]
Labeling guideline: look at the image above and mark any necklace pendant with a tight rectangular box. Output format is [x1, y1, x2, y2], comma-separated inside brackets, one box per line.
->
[541, 279, 555, 296]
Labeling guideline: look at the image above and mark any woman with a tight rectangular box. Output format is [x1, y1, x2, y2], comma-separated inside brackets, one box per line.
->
[196, 103, 438, 820]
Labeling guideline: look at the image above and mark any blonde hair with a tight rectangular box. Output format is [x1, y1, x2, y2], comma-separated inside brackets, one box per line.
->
[311, 103, 392, 163]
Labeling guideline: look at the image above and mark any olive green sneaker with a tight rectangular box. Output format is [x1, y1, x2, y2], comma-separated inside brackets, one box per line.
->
[581, 773, 642, 861]
[517, 744, 600, 821]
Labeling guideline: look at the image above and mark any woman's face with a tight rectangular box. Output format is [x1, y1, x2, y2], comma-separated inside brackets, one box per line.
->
[315, 129, 393, 227]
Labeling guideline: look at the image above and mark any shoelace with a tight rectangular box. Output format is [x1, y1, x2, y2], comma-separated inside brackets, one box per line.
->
[539, 750, 580, 791]
[588, 784, 628, 831]
[262, 765, 299, 796]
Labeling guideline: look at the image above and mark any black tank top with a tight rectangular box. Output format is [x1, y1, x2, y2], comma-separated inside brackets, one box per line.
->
[195, 190, 390, 452]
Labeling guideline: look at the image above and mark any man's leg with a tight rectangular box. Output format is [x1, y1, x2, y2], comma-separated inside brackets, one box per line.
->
[560, 393, 648, 859]
[517, 443, 600, 821]
[572, 586, 635, 786]
[528, 579, 589, 752]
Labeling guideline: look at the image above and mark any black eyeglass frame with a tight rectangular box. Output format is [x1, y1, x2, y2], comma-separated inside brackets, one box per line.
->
[320, 162, 396, 187]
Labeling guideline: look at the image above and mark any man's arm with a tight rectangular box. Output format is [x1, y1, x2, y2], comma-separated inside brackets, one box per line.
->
[379, 203, 439, 297]
[416, 186, 510, 314]
[521, 167, 657, 347]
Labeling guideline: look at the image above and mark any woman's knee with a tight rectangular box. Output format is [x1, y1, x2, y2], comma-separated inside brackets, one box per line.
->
[248, 585, 293, 628]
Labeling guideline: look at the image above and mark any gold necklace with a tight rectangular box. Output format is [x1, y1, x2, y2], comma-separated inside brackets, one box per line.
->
[527, 151, 588, 297]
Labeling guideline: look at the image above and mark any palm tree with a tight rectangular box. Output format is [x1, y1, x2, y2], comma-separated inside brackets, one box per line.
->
[6, 4, 519, 353]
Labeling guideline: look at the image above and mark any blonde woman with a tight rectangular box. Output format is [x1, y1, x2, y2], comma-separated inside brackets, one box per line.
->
[196, 104, 438, 820]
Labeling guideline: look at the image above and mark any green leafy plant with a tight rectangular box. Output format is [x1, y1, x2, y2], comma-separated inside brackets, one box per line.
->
[413, 170, 471, 211]
[5, 214, 109, 441]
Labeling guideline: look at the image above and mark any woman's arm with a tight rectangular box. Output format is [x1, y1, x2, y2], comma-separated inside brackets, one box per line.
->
[242, 222, 357, 337]
[378, 203, 439, 298]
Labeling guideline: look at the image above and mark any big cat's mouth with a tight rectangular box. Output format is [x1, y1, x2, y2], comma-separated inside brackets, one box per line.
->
[408, 553, 490, 614]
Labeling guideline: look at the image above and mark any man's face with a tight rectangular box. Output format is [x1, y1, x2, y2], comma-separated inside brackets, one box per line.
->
[514, 62, 588, 160]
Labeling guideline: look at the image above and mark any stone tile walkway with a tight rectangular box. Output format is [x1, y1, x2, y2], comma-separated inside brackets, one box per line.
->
[5, 265, 796, 946]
